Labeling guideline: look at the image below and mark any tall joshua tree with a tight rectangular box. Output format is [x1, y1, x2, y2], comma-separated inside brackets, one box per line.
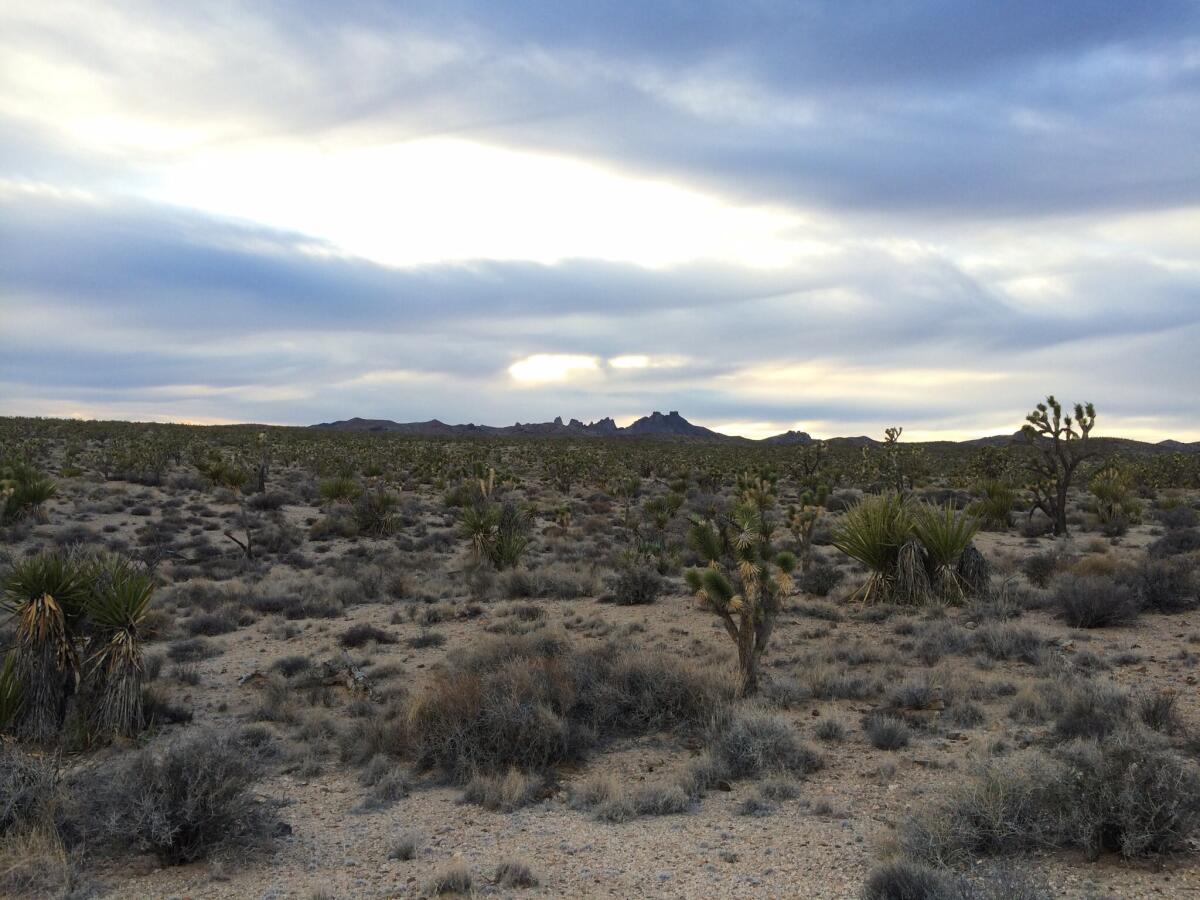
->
[685, 498, 796, 697]
[1021, 396, 1096, 536]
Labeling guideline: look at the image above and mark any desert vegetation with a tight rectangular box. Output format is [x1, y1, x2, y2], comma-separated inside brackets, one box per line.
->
[1, 408, 1199, 897]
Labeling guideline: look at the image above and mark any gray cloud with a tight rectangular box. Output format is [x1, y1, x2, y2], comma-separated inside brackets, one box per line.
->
[3, 189, 1197, 434]
[2, 3, 1198, 436]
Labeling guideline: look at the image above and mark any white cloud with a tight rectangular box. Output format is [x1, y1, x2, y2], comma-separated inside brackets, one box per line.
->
[508, 353, 600, 384]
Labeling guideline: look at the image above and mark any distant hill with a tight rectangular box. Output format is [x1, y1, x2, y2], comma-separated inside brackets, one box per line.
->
[622, 410, 731, 440]
[312, 412, 1200, 451]
[761, 429, 813, 445]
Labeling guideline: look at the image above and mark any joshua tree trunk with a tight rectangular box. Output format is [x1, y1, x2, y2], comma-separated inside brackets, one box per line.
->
[736, 625, 759, 698]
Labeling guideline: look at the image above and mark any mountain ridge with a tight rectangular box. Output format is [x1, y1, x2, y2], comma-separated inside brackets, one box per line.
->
[312, 413, 1199, 452]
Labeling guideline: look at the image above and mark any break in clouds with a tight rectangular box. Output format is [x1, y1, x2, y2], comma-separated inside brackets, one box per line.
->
[2, 1, 1199, 439]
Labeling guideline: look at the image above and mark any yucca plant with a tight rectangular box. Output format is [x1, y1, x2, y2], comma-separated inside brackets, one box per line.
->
[1090, 464, 1142, 527]
[353, 489, 399, 537]
[685, 499, 796, 697]
[459, 500, 500, 564]
[458, 496, 530, 570]
[912, 503, 980, 600]
[2, 553, 89, 741]
[831, 493, 913, 604]
[84, 555, 154, 737]
[491, 501, 532, 570]
[969, 480, 1016, 530]
[319, 474, 362, 504]
[1, 462, 57, 524]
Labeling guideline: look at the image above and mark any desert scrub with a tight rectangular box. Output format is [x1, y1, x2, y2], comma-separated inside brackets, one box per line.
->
[78, 727, 273, 863]
[706, 706, 823, 779]
[404, 632, 729, 781]
[899, 728, 1200, 866]
[604, 564, 664, 605]
[863, 713, 910, 750]
[494, 858, 539, 888]
[1054, 575, 1140, 628]
[569, 772, 693, 822]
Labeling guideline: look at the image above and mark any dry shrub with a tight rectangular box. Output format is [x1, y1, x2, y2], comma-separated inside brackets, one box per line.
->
[405, 632, 728, 782]
[1055, 576, 1140, 628]
[899, 729, 1200, 866]
[77, 727, 273, 864]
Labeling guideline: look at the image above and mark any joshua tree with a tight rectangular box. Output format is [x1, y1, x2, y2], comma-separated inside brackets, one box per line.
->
[787, 485, 827, 573]
[685, 498, 796, 697]
[1021, 396, 1096, 536]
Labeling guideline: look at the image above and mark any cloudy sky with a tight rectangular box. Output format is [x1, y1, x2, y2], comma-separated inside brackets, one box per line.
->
[2, 2, 1198, 440]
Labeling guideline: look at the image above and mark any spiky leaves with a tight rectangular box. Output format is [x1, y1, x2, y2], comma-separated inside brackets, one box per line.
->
[833, 497, 983, 605]
[831, 493, 912, 604]
[912, 503, 980, 599]
[1089, 464, 1142, 529]
[970, 480, 1016, 530]
[459, 498, 531, 570]
[86, 556, 154, 737]
[0, 463, 57, 524]
[1, 551, 157, 741]
[492, 501, 532, 570]
[2, 553, 89, 742]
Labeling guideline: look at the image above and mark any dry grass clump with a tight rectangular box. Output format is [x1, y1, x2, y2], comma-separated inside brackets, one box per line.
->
[340, 623, 396, 648]
[569, 772, 693, 822]
[494, 858, 538, 888]
[461, 768, 545, 811]
[424, 862, 473, 896]
[570, 707, 821, 822]
[706, 706, 822, 779]
[862, 713, 910, 750]
[404, 632, 729, 782]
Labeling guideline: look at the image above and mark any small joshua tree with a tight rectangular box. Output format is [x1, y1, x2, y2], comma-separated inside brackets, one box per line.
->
[685, 498, 796, 697]
[787, 485, 827, 573]
[1021, 396, 1096, 536]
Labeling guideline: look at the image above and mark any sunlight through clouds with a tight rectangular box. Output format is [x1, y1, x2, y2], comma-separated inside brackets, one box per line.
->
[140, 138, 808, 269]
[508, 353, 600, 384]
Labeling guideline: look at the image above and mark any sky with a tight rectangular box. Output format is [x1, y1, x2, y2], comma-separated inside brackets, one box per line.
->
[2, 1, 1199, 441]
